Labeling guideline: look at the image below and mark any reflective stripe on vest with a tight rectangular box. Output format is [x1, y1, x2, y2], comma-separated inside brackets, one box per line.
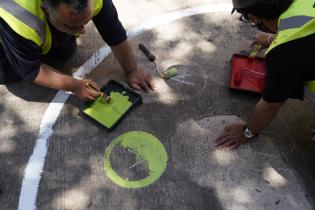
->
[0, 0, 46, 48]
[265, 0, 315, 55]
[278, 15, 313, 31]
[0, 1, 45, 42]
[264, 0, 315, 95]
[0, 0, 104, 54]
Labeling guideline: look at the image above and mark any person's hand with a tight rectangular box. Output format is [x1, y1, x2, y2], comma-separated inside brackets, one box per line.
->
[70, 79, 101, 101]
[251, 32, 275, 50]
[127, 68, 155, 92]
[215, 124, 248, 150]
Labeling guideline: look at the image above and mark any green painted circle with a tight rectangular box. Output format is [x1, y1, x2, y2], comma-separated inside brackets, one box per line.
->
[104, 131, 168, 188]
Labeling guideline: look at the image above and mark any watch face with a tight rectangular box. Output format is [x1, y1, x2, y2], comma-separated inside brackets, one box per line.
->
[244, 128, 255, 138]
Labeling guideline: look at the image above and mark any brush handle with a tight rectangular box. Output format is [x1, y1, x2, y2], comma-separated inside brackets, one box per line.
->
[86, 83, 99, 91]
[139, 43, 156, 62]
[86, 83, 109, 97]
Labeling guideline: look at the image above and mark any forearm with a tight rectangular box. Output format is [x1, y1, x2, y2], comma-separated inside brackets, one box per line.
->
[247, 98, 284, 135]
[33, 63, 78, 91]
[110, 39, 137, 75]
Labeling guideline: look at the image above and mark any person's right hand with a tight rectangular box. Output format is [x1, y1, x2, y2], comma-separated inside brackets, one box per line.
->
[251, 32, 274, 50]
[70, 79, 101, 101]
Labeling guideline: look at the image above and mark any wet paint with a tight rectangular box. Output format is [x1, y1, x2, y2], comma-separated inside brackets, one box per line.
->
[104, 131, 168, 188]
[83, 92, 132, 128]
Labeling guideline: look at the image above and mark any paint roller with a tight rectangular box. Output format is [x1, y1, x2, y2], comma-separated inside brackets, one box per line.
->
[138, 43, 177, 79]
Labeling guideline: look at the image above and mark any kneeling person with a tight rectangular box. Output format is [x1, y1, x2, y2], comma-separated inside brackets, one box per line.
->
[0, 0, 154, 101]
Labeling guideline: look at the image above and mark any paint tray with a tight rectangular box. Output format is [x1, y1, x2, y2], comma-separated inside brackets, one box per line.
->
[82, 80, 142, 131]
[229, 54, 266, 93]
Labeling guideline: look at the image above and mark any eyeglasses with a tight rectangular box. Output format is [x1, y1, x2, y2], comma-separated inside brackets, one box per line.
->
[239, 14, 250, 23]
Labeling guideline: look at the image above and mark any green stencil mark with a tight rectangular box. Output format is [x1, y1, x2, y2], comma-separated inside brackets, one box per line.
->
[104, 131, 168, 188]
[83, 92, 132, 128]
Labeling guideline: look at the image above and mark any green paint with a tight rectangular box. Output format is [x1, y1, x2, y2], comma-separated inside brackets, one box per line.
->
[83, 91, 132, 128]
[162, 67, 177, 79]
[104, 131, 168, 188]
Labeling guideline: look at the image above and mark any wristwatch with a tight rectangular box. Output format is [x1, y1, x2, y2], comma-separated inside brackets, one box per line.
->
[243, 125, 258, 139]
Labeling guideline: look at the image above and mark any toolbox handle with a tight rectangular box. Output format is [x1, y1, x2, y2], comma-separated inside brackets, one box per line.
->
[139, 43, 156, 62]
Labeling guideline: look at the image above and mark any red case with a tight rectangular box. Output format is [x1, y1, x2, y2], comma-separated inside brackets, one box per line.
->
[229, 54, 266, 93]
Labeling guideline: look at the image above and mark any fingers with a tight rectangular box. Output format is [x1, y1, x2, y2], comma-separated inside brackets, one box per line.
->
[128, 69, 155, 92]
[86, 87, 101, 99]
[214, 124, 248, 150]
[86, 95, 98, 101]
[139, 74, 155, 92]
[218, 139, 235, 150]
[223, 125, 233, 133]
[73, 79, 102, 101]
[84, 80, 101, 99]
[250, 32, 272, 49]
[88, 80, 100, 90]
[215, 132, 231, 147]
[226, 142, 238, 150]
[130, 83, 141, 91]
[139, 81, 150, 92]
[145, 74, 155, 90]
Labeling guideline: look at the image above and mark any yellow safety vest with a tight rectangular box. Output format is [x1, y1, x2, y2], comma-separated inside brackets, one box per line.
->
[0, 0, 103, 54]
[265, 0, 315, 96]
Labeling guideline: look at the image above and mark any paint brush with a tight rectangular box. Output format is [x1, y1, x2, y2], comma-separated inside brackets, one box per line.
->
[85, 82, 112, 103]
[249, 44, 261, 59]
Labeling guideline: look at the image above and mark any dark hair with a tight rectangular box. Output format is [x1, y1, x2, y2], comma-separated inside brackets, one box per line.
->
[43, 0, 89, 13]
[236, 0, 293, 20]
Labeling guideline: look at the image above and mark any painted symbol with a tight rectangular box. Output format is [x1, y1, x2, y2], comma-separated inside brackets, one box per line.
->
[104, 131, 168, 188]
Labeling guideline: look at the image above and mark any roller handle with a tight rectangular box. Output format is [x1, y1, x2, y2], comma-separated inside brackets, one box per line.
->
[138, 43, 156, 62]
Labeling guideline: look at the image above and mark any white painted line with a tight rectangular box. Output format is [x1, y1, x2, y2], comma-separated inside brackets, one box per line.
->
[18, 3, 232, 210]
[18, 91, 69, 210]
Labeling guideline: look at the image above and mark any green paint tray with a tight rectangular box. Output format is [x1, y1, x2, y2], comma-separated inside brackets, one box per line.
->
[82, 80, 142, 131]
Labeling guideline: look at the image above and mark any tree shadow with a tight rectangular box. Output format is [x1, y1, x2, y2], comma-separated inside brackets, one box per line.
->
[2, 8, 314, 210]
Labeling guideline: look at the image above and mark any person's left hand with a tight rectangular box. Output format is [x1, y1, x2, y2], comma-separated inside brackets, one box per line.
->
[215, 124, 248, 150]
[127, 68, 155, 92]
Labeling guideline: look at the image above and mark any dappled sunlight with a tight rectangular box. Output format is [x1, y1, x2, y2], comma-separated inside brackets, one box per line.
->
[211, 149, 238, 166]
[155, 21, 186, 41]
[170, 42, 194, 59]
[0, 119, 17, 153]
[263, 166, 287, 188]
[170, 115, 311, 209]
[53, 188, 89, 210]
[232, 186, 251, 203]
[142, 57, 207, 104]
[50, 166, 94, 210]
[213, 183, 251, 210]
[146, 77, 178, 105]
[115, 0, 231, 29]
[196, 40, 217, 54]
[186, 119, 209, 134]
[5, 1, 313, 208]
[0, 138, 16, 153]
[49, 154, 139, 210]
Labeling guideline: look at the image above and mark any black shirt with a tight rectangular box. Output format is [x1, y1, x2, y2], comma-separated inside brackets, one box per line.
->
[0, 0, 127, 83]
[263, 33, 315, 103]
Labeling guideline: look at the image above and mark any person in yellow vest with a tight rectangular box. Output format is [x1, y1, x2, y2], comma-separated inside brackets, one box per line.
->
[215, 0, 315, 149]
[0, 0, 154, 101]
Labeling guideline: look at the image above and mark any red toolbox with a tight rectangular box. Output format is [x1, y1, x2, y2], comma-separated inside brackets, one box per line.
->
[229, 54, 266, 93]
